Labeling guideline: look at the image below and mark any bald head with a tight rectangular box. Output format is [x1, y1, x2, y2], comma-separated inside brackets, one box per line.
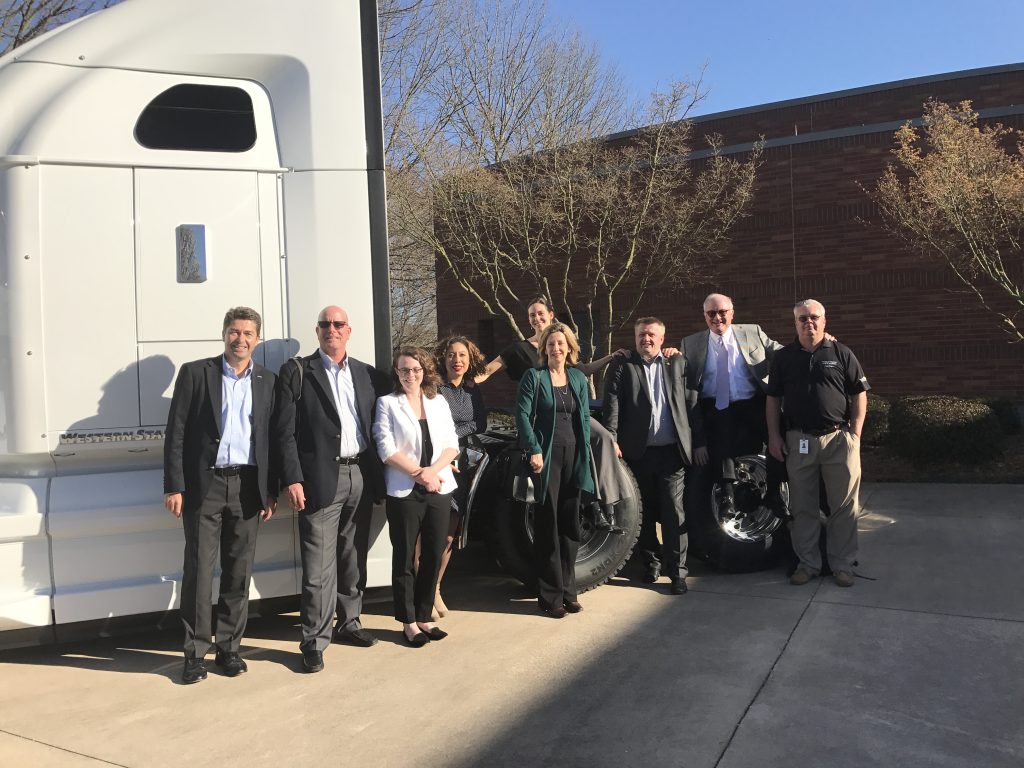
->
[702, 293, 735, 336]
[316, 305, 352, 362]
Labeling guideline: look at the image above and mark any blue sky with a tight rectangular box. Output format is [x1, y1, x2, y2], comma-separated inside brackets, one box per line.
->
[547, 0, 1024, 116]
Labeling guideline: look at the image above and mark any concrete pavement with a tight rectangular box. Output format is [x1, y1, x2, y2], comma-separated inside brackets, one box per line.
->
[0, 483, 1022, 767]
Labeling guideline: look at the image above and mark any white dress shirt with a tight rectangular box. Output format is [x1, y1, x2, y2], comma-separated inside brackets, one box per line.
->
[319, 349, 367, 457]
[701, 327, 757, 404]
[373, 392, 459, 497]
[643, 354, 677, 446]
[215, 356, 255, 467]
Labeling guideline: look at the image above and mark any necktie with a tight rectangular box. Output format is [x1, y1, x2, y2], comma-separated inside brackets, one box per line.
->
[715, 336, 730, 411]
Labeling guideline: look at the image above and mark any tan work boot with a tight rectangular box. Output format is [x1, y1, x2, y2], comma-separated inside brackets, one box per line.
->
[833, 571, 854, 588]
[789, 568, 815, 586]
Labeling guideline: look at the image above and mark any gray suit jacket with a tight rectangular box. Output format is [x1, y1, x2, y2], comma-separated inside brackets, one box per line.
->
[602, 352, 703, 463]
[680, 324, 783, 396]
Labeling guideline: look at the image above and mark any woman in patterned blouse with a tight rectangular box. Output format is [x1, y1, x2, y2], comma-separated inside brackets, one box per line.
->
[432, 335, 488, 617]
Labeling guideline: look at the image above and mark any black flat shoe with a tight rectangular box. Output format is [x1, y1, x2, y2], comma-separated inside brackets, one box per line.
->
[404, 631, 429, 647]
[563, 600, 583, 614]
[538, 602, 567, 619]
[214, 650, 247, 677]
[182, 656, 207, 684]
[420, 626, 448, 641]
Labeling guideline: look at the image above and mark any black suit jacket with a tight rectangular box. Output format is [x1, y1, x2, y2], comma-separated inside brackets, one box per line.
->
[163, 356, 277, 511]
[602, 352, 703, 464]
[273, 352, 390, 510]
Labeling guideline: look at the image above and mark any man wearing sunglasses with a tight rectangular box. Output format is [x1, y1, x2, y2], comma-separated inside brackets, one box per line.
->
[681, 293, 786, 520]
[765, 300, 869, 589]
[274, 305, 390, 673]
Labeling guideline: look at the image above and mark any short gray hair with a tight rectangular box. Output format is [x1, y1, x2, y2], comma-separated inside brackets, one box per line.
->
[703, 293, 734, 310]
[793, 299, 825, 316]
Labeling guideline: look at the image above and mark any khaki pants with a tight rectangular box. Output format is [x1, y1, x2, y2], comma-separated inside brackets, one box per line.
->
[785, 428, 861, 574]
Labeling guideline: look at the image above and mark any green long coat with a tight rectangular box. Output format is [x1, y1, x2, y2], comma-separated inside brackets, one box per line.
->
[515, 366, 594, 504]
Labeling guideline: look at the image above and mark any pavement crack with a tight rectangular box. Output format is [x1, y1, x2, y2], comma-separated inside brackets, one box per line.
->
[710, 581, 823, 768]
[0, 728, 132, 767]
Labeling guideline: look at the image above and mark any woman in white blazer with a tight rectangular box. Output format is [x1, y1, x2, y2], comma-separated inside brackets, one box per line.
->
[373, 346, 459, 647]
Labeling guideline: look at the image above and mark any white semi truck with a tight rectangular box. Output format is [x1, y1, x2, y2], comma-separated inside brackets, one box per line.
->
[0, 0, 394, 648]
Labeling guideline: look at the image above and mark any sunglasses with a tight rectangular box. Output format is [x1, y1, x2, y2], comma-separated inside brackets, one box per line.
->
[797, 314, 823, 323]
[705, 309, 733, 318]
[317, 320, 348, 330]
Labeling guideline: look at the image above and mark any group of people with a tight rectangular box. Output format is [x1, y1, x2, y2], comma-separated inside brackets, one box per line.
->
[163, 292, 870, 684]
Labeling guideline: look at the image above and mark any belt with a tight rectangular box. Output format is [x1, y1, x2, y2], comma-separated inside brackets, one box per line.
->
[794, 424, 843, 437]
[334, 454, 362, 465]
[211, 465, 256, 476]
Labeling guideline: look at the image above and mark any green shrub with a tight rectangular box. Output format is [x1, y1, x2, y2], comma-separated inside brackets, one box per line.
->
[861, 394, 891, 446]
[889, 395, 1001, 465]
[984, 398, 1022, 436]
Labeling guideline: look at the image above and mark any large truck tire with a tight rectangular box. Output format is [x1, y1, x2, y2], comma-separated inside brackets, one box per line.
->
[685, 454, 790, 573]
[485, 449, 642, 592]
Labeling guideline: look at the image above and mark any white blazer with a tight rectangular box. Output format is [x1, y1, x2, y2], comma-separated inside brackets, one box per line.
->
[373, 391, 459, 497]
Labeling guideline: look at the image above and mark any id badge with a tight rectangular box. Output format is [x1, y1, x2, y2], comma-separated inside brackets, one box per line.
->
[799, 438, 810, 455]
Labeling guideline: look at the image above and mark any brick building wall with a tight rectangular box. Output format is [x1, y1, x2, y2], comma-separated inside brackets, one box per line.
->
[436, 65, 1024, 407]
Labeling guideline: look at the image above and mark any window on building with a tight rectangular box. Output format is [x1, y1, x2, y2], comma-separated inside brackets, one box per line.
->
[134, 84, 257, 152]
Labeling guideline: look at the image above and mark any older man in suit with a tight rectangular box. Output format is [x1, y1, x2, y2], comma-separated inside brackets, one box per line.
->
[164, 306, 277, 684]
[274, 305, 390, 673]
[603, 317, 702, 594]
[681, 293, 785, 518]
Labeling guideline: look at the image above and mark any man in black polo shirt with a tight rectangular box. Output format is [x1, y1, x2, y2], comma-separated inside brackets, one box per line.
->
[765, 299, 869, 588]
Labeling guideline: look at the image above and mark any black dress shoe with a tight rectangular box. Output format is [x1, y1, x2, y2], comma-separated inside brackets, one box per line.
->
[421, 626, 448, 641]
[182, 656, 207, 684]
[669, 577, 688, 595]
[335, 627, 378, 647]
[301, 649, 324, 673]
[538, 602, 567, 619]
[639, 569, 661, 584]
[404, 631, 429, 647]
[563, 600, 583, 614]
[214, 650, 247, 677]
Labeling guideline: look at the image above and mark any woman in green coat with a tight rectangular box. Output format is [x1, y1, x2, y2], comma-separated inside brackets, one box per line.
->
[515, 322, 595, 618]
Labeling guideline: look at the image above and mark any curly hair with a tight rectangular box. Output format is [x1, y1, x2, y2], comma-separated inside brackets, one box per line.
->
[435, 335, 487, 381]
[391, 346, 442, 397]
[537, 322, 580, 368]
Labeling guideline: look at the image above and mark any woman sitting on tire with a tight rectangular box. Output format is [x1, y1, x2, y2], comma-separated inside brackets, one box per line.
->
[516, 322, 594, 618]
[432, 335, 488, 618]
[373, 347, 460, 647]
[476, 296, 636, 531]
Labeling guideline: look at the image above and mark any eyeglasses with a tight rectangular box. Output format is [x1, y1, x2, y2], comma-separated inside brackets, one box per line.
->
[397, 367, 423, 376]
[317, 320, 348, 330]
[797, 314, 823, 323]
[705, 309, 733, 318]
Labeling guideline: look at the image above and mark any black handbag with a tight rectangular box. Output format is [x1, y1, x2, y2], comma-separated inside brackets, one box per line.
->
[512, 370, 541, 504]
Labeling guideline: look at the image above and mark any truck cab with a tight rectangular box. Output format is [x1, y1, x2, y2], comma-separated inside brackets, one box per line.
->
[0, 0, 391, 647]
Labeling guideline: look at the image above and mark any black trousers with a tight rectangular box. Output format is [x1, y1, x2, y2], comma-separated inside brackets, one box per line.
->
[180, 469, 262, 657]
[386, 489, 451, 623]
[700, 395, 785, 495]
[534, 442, 582, 609]
[628, 444, 688, 579]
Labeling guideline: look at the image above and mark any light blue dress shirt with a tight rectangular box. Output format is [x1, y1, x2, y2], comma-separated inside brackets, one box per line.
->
[319, 350, 367, 457]
[215, 356, 255, 467]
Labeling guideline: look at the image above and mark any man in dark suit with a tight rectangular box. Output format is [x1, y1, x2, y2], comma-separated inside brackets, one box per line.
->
[274, 305, 390, 673]
[603, 317, 702, 594]
[164, 306, 277, 684]
[681, 293, 785, 517]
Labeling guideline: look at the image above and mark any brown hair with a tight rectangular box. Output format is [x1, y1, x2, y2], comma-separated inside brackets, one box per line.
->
[435, 335, 487, 381]
[392, 346, 441, 397]
[525, 296, 555, 314]
[537, 322, 581, 368]
[222, 306, 262, 336]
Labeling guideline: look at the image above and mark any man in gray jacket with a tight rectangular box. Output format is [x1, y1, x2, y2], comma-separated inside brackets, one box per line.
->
[681, 293, 785, 518]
